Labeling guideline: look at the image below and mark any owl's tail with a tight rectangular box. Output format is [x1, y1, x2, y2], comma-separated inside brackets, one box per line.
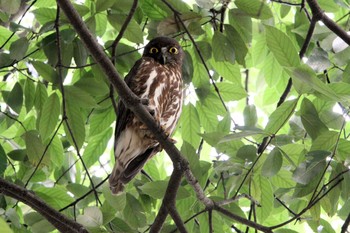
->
[109, 147, 159, 194]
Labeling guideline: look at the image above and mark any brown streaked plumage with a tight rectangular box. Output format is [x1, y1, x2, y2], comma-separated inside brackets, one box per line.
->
[109, 37, 184, 194]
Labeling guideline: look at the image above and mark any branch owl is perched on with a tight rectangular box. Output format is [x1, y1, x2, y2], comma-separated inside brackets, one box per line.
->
[109, 37, 184, 194]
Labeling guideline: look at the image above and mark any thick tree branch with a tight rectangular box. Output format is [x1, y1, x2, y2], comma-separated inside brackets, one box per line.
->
[150, 166, 184, 232]
[0, 178, 88, 233]
[306, 0, 350, 45]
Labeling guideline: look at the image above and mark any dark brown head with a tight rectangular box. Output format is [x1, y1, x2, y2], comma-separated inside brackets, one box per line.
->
[143, 36, 184, 66]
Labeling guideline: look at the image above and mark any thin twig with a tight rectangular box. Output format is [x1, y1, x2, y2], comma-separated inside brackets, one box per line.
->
[161, 0, 228, 113]
[59, 175, 109, 212]
[111, 0, 138, 64]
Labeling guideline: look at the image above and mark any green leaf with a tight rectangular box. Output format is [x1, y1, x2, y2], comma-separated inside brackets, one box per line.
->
[23, 130, 50, 166]
[34, 186, 75, 210]
[264, 98, 299, 135]
[261, 148, 283, 177]
[39, 92, 60, 141]
[243, 105, 257, 127]
[108, 15, 143, 44]
[251, 176, 273, 223]
[73, 39, 88, 67]
[41, 33, 58, 66]
[89, 107, 115, 137]
[101, 184, 126, 211]
[140, 0, 169, 20]
[49, 135, 64, 167]
[292, 150, 329, 185]
[0, 217, 12, 233]
[65, 86, 97, 108]
[7, 149, 26, 161]
[123, 194, 147, 228]
[110, 217, 135, 233]
[212, 31, 235, 63]
[289, 65, 343, 102]
[31, 61, 59, 84]
[310, 131, 339, 151]
[225, 24, 248, 65]
[219, 129, 267, 143]
[77, 206, 103, 228]
[34, 82, 48, 113]
[83, 127, 113, 168]
[194, 41, 212, 61]
[300, 98, 328, 140]
[181, 142, 204, 186]
[235, 0, 273, 19]
[197, 104, 219, 132]
[0, 144, 6, 176]
[32, 7, 56, 25]
[0, 26, 19, 50]
[140, 180, 190, 199]
[265, 25, 300, 67]
[9, 37, 29, 60]
[236, 145, 257, 162]
[95, 0, 115, 12]
[214, 82, 247, 101]
[64, 100, 85, 149]
[24, 79, 36, 112]
[211, 60, 241, 83]
[6, 82, 23, 114]
[337, 139, 350, 161]
[180, 103, 201, 148]
[262, 53, 283, 87]
[0, 0, 20, 14]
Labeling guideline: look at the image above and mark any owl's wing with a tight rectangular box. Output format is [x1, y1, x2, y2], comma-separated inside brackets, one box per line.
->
[114, 59, 143, 142]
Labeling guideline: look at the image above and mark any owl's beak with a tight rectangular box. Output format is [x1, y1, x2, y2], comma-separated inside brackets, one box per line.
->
[161, 47, 168, 64]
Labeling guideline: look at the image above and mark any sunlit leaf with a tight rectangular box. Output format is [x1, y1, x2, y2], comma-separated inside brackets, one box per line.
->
[235, 0, 273, 19]
[265, 25, 300, 68]
[0, 217, 13, 233]
[39, 92, 60, 141]
[77, 206, 103, 228]
[181, 103, 201, 148]
[265, 98, 299, 134]
[83, 127, 113, 168]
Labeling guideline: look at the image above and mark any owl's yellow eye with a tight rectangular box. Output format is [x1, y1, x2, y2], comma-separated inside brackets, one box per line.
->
[149, 47, 158, 54]
[169, 47, 178, 54]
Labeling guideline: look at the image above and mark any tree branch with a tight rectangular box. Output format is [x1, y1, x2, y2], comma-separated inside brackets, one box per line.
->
[111, 0, 138, 64]
[0, 178, 88, 233]
[306, 0, 350, 45]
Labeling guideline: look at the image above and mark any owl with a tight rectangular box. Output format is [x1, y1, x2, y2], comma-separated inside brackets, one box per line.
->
[109, 37, 184, 194]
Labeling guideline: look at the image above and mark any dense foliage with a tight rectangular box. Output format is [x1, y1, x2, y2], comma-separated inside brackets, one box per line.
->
[1, 0, 350, 232]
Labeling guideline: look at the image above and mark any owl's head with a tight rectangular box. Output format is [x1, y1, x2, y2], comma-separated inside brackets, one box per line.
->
[143, 36, 184, 66]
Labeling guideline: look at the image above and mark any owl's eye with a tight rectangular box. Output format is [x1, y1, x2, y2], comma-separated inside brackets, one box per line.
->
[149, 47, 158, 54]
[169, 47, 179, 54]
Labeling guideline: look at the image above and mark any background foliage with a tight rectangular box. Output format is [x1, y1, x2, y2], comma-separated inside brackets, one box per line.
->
[1, 0, 350, 232]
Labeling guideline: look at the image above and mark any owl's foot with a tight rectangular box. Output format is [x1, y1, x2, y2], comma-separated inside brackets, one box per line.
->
[139, 98, 155, 116]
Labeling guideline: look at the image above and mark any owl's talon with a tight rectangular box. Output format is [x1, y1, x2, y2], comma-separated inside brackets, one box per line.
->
[168, 137, 177, 143]
[140, 98, 149, 105]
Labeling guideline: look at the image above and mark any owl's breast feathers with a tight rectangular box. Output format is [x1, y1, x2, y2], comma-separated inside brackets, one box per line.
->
[109, 57, 183, 194]
[132, 57, 183, 133]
